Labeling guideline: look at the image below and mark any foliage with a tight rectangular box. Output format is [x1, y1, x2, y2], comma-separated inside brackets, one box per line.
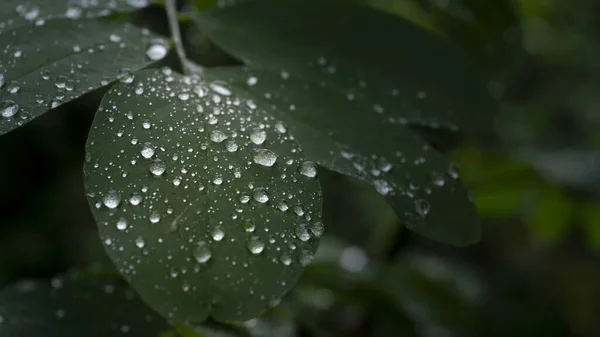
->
[17, 0, 600, 336]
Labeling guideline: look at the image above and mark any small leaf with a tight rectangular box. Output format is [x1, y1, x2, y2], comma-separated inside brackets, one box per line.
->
[204, 67, 479, 245]
[84, 69, 323, 322]
[0, 0, 167, 135]
[194, 0, 494, 133]
[0, 273, 170, 337]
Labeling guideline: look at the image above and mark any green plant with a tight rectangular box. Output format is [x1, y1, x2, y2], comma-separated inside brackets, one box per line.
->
[0, 0, 493, 335]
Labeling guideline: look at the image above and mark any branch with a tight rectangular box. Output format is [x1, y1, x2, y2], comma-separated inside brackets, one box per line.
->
[166, 0, 189, 74]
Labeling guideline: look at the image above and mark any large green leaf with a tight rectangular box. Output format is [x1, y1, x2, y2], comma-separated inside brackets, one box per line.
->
[194, 0, 494, 134]
[192, 0, 488, 245]
[84, 69, 323, 322]
[203, 66, 479, 245]
[0, 273, 170, 337]
[0, 0, 167, 135]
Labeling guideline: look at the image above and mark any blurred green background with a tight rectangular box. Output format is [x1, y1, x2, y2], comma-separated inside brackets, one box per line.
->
[2, 0, 600, 336]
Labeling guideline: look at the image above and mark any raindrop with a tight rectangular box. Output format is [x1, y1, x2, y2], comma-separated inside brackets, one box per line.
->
[298, 250, 314, 266]
[210, 130, 228, 143]
[253, 149, 278, 167]
[7, 81, 20, 94]
[212, 227, 225, 241]
[247, 76, 258, 86]
[146, 40, 168, 60]
[431, 172, 445, 186]
[277, 200, 289, 211]
[242, 219, 255, 232]
[209, 80, 232, 96]
[0, 74, 4, 88]
[310, 222, 324, 237]
[102, 190, 121, 209]
[129, 192, 143, 206]
[54, 76, 67, 89]
[414, 199, 430, 217]
[0, 100, 19, 118]
[250, 128, 267, 145]
[374, 180, 392, 196]
[447, 163, 460, 179]
[135, 236, 145, 248]
[226, 139, 238, 152]
[116, 218, 128, 230]
[149, 211, 161, 224]
[299, 161, 317, 178]
[117, 68, 134, 84]
[149, 159, 166, 176]
[295, 224, 311, 242]
[280, 253, 292, 266]
[192, 242, 212, 263]
[253, 188, 269, 203]
[239, 194, 250, 204]
[274, 121, 287, 134]
[141, 142, 155, 158]
[247, 236, 265, 254]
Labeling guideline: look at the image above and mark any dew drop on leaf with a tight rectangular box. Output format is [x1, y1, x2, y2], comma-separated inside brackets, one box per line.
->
[146, 40, 168, 60]
[252, 149, 278, 167]
[103, 190, 121, 209]
[252, 188, 269, 203]
[192, 242, 212, 263]
[299, 161, 317, 178]
[414, 199, 430, 217]
[149, 159, 166, 176]
[250, 128, 267, 145]
[247, 236, 265, 254]
[0, 101, 19, 118]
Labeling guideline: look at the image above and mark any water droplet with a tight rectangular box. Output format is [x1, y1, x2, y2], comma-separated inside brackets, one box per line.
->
[247, 236, 265, 254]
[7, 81, 20, 94]
[247, 76, 258, 86]
[103, 190, 121, 209]
[274, 121, 287, 134]
[298, 250, 314, 266]
[149, 211, 161, 224]
[129, 192, 143, 206]
[239, 194, 250, 204]
[146, 40, 168, 60]
[295, 224, 311, 241]
[0, 100, 19, 118]
[192, 241, 212, 263]
[117, 68, 134, 84]
[447, 163, 460, 179]
[310, 222, 324, 237]
[116, 218, 128, 230]
[209, 80, 232, 96]
[109, 34, 122, 43]
[54, 76, 67, 89]
[141, 142, 155, 158]
[210, 130, 228, 143]
[193, 85, 208, 97]
[226, 139, 238, 152]
[280, 253, 292, 266]
[242, 219, 255, 232]
[149, 159, 166, 176]
[374, 180, 392, 196]
[414, 199, 430, 217]
[250, 128, 267, 145]
[278, 200, 289, 211]
[0, 74, 4, 88]
[253, 188, 269, 203]
[135, 236, 145, 248]
[299, 161, 317, 178]
[253, 149, 278, 167]
[178, 92, 190, 101]
[431, 172, 445, 186]
[212, 227, 225, 241]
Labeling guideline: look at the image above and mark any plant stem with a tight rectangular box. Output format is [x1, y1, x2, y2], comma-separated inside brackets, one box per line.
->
[165, 0, 189, 74]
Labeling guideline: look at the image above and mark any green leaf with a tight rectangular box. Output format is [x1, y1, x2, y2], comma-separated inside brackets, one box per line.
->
[194, 0, 494, 134]
[191, 0, 488, 245]
[202, 66, 480, 245]
[83, 69, 323, 323]
[0, 0, 167, 136]
[0, 273, 170, 337]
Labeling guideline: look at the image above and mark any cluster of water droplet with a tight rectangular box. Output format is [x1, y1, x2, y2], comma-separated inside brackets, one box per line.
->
[0, 2, 168, 134]
[84, 67, 323, 320]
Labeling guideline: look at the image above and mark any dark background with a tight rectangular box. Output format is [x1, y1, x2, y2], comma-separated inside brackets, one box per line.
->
[2, 0, 600, 336]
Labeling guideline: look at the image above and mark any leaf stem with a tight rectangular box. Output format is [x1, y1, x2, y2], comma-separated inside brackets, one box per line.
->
[165, 0, 189, 74]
